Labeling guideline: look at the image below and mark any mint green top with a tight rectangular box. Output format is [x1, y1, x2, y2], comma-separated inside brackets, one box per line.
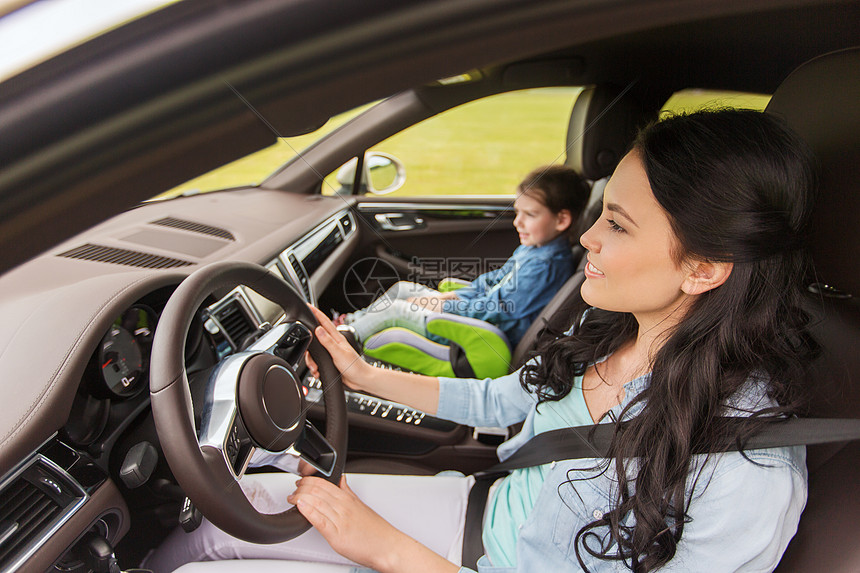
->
[482, 375, 594, 567]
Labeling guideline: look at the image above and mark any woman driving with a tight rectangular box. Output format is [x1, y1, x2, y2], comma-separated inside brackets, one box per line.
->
[148, 109, 819, 573]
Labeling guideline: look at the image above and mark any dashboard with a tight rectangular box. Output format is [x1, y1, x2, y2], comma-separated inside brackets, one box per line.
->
[0, 189, 467, 572]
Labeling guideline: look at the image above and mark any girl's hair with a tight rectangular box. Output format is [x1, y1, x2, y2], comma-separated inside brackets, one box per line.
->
[518, 164, 591, 243]
[521, 110, 819, 571]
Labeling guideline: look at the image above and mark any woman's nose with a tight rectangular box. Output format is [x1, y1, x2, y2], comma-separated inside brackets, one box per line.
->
[580, 222, 599, 252]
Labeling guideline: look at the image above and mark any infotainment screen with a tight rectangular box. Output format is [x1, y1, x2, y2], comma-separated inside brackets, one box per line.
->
[244, 264, 289, 324]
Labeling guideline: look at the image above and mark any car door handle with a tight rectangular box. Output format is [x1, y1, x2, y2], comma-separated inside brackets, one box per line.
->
[374, 213, 425, 231]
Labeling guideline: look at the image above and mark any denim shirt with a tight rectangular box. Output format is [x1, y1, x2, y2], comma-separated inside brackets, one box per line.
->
[437, 367, 807, 572]
[441, 236, 575, 346]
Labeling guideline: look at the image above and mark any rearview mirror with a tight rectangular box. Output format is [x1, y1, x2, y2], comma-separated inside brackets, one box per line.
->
[335, 152, 406, 195]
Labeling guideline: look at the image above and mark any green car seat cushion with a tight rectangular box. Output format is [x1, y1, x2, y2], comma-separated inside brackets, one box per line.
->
[438, 277, 472, 292]
[425, 313, 511, 379]
[363, 327, 457, 378]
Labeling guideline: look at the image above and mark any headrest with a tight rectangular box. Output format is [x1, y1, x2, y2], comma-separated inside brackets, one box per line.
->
[565, 85, 650, 180]
[766, 48, 860, 297]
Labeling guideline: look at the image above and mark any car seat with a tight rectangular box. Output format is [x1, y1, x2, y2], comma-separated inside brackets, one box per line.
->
[362, 314, 514, 378]
[362, 84, 652, 379]
[765, 47, 860, 573]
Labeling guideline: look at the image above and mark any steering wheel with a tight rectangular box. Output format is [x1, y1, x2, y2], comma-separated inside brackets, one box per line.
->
[150, 261, 347, 544]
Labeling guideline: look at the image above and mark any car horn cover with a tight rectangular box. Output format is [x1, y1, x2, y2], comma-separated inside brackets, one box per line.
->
[238, 353, 306, 452]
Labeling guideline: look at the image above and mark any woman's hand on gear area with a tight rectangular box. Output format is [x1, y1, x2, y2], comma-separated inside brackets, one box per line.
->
[305, 304, 371, 391]
[287, 476, 458, 573]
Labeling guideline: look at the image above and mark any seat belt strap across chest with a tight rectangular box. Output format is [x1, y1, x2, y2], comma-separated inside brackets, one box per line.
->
[481, 416, 860, 474]
[461, 417, 860, 569]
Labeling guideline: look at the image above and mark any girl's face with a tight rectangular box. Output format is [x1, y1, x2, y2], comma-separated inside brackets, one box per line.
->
[579, 152, 694, 327]
[513, 190, 570, 247]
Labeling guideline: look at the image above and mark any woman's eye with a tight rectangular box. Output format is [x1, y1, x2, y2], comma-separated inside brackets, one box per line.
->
[607, 219, 625, 233]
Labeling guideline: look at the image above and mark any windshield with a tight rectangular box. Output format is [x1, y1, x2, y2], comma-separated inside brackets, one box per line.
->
[154, 103, 375, 200]
[0, 0, 177, 83]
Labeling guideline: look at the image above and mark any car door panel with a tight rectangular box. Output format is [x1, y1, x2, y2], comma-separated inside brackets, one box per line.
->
[333, 197, 518, 302]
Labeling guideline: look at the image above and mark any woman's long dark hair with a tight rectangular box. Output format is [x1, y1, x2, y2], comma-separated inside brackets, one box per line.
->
[521, 110, 820, 571]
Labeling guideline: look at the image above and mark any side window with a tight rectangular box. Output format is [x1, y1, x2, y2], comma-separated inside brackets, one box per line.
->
[325, 87, 581, 197]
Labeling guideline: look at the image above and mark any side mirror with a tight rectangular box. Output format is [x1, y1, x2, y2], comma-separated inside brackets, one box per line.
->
[335, 152, 406, 195]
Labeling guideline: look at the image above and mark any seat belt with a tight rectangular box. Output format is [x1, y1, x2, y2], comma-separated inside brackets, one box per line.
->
[481, 417, 860, 473]
[461, 417, 860, 569]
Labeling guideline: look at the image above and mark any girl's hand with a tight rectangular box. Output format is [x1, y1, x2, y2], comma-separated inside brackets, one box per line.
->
[287, 476, 457, 573]
[305, 304, 372, 391]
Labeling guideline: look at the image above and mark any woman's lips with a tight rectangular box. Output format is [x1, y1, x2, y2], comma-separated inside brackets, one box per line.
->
[584, 261, 604, 278]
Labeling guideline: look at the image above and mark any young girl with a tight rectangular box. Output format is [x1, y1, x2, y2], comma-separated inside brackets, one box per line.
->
[338, 164, 590, 347]
[148, 109, 818, 572]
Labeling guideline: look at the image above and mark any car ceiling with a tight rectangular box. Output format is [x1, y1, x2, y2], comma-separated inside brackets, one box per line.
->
[0, 0, 857, 276]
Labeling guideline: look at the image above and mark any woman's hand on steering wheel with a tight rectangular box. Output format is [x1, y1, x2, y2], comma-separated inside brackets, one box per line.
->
[305, 305, 373, 392]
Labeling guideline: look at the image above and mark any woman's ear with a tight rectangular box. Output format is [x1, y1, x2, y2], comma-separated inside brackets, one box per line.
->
[681, 260, 733, 295]
[555, 209, 573, 232]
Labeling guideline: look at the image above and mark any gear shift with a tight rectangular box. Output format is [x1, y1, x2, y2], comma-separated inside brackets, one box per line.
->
[75, 531, 120, 573]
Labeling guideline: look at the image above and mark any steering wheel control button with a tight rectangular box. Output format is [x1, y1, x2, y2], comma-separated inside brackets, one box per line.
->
[238, 353, 305, 452]
[217, 419, 254, 476]
[226, 425, 241, 463]
[273, 322, 313, 365]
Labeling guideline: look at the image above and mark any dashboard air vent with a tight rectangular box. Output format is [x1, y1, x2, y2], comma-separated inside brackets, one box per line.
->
[58, 244, 193, 269]
[0, 457, 86, 572]
[150, 217, 235, 241]
[213, 300, 255, 348]
[287, 254, 312, 301]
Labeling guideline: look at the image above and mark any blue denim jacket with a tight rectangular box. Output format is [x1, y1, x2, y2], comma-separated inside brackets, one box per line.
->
[441, 236, 575, 345]
[437, 368, 807, 572]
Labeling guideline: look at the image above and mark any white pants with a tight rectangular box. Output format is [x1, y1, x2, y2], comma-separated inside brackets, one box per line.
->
[347, 282, 441, 342]
[143, 472, 474, 573]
